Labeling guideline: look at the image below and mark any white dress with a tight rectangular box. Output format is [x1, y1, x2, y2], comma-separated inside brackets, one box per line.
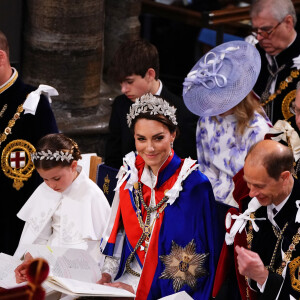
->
[196, 111, 271, 206]
[14, 166, 111, 266]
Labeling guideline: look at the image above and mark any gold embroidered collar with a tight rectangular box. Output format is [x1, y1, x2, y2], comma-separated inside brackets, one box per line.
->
[0, 68, 18, 94]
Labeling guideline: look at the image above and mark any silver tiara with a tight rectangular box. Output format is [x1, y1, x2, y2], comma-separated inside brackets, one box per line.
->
[127, 93, 178, 127]
[31, 150, 74, 162]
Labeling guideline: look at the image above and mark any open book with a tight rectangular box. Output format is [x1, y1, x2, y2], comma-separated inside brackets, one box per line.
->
[0, 244, 134, 298]
[46, 277, 135, 297]
[0, 253, 26, 289]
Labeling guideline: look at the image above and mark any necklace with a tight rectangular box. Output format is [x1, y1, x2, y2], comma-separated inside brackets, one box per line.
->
[0, 104, 23, 149]
[245, 213, 256, 300]
[262, 69, 300, 108]
[0, 104, 7, 119]
[276, 226, 300, 275]
[125, 181, 168, 277]
[266, 223, 288, 272]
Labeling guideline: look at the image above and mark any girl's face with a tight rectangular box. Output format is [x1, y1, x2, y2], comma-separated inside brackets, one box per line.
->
[134, 118, 175, 176]
[37, 161, 78, 193]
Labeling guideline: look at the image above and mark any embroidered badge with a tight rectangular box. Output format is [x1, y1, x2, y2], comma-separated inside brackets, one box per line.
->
[1, 139, 36, 190]
[159, 240, 208, 292]
[103, 174, 110, 195]
[290, 256, 300, 292]
[282, 89, 296, 121]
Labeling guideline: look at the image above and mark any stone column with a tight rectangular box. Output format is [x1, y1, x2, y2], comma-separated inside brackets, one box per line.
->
[21, 0, 111, 155]
[21, 0, 142, 156]
[103, 0, 141, 81]
[22, 0, 105, 111]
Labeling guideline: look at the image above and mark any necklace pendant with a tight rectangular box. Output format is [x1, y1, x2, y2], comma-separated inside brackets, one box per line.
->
[140, 245, 145, 251]
[145, 240, 149, 253]
[143, 224, 151, 235]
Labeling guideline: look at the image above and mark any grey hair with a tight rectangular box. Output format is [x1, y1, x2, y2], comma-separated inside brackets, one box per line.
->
[250, 0, 297, 27]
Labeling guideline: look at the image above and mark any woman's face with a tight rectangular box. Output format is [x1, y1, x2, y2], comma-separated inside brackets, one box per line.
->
[134, 118, 175, 175]
[37, 161, 77, 193]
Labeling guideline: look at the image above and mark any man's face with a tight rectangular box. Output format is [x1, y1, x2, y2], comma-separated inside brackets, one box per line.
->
[294, 90, 300, 130]
[243, 159, 287, 206]
[120, 74, 151, 102]
[251, 11, 291, 56]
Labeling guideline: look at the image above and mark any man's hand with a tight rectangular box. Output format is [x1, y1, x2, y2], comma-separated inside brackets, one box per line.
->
[235, 245, 269, 285]
[14, 252, 33, 283]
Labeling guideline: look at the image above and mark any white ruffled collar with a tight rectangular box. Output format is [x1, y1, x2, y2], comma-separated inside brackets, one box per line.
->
[114, 151, 198, 205]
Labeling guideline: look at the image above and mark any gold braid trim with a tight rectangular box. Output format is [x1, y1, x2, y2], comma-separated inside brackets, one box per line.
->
[0, 104, 23, 149]
[262, 69, 300, 108]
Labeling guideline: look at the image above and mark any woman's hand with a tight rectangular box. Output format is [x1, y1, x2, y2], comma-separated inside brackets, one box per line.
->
[97, 272, 112, 284]
[97, 274, 135, 295]
[104, 282, 135, 294]
[14, 252, 33, 283]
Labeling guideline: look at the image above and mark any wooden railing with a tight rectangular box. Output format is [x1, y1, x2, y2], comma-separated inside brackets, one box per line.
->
[142, 0, 300, 26]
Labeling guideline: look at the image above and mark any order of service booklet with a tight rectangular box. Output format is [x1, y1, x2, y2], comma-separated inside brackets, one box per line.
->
[0, 244, 135, 298]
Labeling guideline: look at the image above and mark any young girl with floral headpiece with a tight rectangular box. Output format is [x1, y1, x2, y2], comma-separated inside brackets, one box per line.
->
[98, 94, 219, 300]
[14, 133, 110, 283]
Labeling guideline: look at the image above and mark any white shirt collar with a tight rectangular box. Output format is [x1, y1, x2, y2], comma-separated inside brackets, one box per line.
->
[267, 193, 291, 226]
[155, 79, 163, 96]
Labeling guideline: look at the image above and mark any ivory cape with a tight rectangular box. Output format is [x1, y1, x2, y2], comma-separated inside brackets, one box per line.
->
[14, 168, 110, 263]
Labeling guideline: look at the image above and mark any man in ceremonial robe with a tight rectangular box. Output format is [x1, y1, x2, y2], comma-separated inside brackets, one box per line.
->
[251, 0, 300, 132]
[231, 140, 300, 299]
[0, 31, 58, 255]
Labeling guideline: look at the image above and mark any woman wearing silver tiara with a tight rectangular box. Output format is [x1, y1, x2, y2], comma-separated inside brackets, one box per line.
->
[14, 133, 110, 283]
[99, 94, 219, 299]
[183, 40, 272, 207]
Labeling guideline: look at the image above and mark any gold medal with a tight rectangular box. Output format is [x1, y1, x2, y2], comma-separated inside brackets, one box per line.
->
[282, 89, 296, 121]
[1, 139, 36, 190]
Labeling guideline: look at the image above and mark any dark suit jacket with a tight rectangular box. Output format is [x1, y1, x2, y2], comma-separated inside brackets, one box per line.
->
[250, 179, 300, 300]
[104, 85, 198, 169]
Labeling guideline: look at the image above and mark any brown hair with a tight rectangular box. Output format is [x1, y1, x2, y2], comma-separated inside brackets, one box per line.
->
[247, 141, 294, 180]
[129, 96, 179, 137]
[0, 31, 9, 57]
[34, 133, 82, 170]
[111, 39, 159, 83]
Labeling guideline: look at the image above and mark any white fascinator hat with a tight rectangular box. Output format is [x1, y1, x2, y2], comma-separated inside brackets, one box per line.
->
[182, 40, 261, 117]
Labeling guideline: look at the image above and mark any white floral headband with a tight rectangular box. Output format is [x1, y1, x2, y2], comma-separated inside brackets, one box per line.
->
[31, 150, 74, 162]
[126, 93, 178, 128]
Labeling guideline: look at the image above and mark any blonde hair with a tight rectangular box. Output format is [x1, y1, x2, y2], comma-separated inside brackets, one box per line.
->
[212, 93, 265, 135]
[233, 93, 265, 135]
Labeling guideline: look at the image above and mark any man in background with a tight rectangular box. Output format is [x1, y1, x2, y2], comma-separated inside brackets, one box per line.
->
[104, 39, 197, 169]
[251, 0, 300, 130]
[0, 30, 58, 255]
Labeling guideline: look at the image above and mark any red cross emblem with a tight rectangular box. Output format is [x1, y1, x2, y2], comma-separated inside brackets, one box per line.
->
[10, 151, 26, 169]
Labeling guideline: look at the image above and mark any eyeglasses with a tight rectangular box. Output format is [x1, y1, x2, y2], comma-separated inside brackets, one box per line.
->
[251, 21, 283, 38]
